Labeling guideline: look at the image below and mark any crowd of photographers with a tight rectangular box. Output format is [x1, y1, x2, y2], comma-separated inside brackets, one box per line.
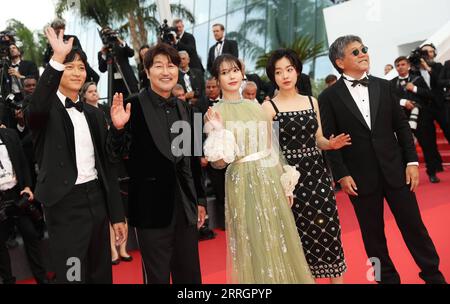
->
[0, 16, 449, 284]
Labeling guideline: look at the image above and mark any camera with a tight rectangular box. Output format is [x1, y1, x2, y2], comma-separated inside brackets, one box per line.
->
[159, 19, 178, 45]
[408, 47, 428, 69]
[99, 27, 120, 50]
[3, 93, 24, 110]
[0, 30, 15, 59]
[15, 193, 44, 224]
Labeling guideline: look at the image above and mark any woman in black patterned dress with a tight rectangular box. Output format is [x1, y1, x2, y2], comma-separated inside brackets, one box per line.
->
[262, 49, 351, 283]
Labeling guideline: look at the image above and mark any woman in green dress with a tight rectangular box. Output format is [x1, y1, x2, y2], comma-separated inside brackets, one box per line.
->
[204, 54, 314, 284]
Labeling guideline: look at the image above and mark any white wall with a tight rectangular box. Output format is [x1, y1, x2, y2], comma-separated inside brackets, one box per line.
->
[323, 0, 450, 77]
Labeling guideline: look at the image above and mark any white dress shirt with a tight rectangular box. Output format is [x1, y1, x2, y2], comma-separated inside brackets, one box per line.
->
[11, 59, 22, 94]
[50, 59, 98, 184]
[342, 72, 418, 167]
[214, 39, 225, 59]
[0, 139, 17, 191]
[420, 68, 431, 89]
[343, 73, 371, 128]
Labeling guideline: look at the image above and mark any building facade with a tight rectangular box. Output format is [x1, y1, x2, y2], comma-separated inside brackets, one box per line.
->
[174, 0, 336, 78]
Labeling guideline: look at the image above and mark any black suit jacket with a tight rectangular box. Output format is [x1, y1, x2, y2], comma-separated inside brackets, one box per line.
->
[26, 65, 124, 223]
[0, 128, 32, 191]
[176, 32, 205, 72]
[390, 75, 432, 108]
[107, 89, 206, 229]
[98, 44, 139, 95]
[207, 39, 239, 74]
[427, 62, 445, 107]
[318, 76, 418, 196]
[178, 68, 205, 99]
[439, 60, 450, 90]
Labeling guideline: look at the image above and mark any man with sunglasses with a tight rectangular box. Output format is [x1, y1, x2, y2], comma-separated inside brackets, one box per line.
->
[319, 35, 446, 284]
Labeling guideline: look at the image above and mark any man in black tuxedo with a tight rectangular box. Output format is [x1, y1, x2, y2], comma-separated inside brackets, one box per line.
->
[44, 18, 99, 84]
[418, 44, 450, 145]
[98, 28, 139, 98]
[439, 60, 450, 101]
[207, 24, 238, 75]
[177, 50, 205, 106]
[319, 35, 445, 284]
[108, 43, 206, 284]
[173, 19, 205, 73]
[0, 127, 48, 284]
[391, 56, 441, 183]
[27, 28, 127, 284]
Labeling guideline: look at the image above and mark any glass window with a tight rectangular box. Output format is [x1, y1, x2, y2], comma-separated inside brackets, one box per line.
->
[194, 0, 210, 25]
[241, 3, 267, 72]
[210, 0, 227, 19]
[226, 8, 245, 33]
[192, 22, 210, 69]
[228, 0, 245, 11]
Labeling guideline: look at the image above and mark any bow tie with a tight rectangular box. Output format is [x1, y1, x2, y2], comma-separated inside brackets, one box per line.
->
[65, 98, 84, 112]
[345, 77, 369, 87]
[11, 64, 19, 68]
[216, 40, 223, 45]
[399, 77, 409, 81]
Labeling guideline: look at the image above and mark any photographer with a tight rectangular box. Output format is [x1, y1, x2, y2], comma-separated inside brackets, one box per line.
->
[0, 43, 38, 129]
[391, 56, 441, 183]
[172, 19, 204, 73]
[415, 44, 450, 144]
[177, 51, 204, 107]
[98, 27, 139, 99]
[0, 126, 47, 284]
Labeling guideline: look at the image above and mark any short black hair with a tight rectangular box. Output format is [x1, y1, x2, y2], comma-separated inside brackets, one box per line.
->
[266, 48, 303, 88]
[394, 56, 409, 66]
[143, 43, 180, 70]
[139, 44, 150, 63]
[63, 47, 88, 68]
[325, 74, 338, 84]
[211, 54, 243, 80]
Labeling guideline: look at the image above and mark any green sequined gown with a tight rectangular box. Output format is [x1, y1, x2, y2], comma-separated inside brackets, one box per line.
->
[211, 100, 314, 284]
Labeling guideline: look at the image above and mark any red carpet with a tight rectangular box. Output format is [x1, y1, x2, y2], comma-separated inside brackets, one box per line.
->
[19, 166, 450, 284]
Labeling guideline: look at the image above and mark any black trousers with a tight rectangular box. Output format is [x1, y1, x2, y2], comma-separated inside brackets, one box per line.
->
[44, 180, 111, 284]
[136, 200, 201, 284]
[349, 176, 445, 284]
[431, 102, 450, 144]
[414, 106, 443, 175]
[0, 188, 47, 284]
[207, 164, 226, 229]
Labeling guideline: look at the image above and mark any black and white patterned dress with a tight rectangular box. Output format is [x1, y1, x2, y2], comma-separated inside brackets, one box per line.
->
[270, 98, 347, 278]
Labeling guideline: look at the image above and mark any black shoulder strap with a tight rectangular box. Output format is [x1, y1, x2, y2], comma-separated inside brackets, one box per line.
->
[269, 99, 279, 114]
[307, 96, 315, 111]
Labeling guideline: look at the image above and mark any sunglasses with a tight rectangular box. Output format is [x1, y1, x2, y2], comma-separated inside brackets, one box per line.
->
[351, 46, 369, 56]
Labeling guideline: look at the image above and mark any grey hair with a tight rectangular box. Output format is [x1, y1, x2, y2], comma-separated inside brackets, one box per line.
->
[178, 50, 189, 58]
[329, 35, 363, 74]
[51, 18, 66, 30]
[172, 84, 185, 92]
[243, 81, 257, 90]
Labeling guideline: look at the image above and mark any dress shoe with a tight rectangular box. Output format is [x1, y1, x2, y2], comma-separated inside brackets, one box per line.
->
[111, 259, 121, 265]
[429, 174, 440, 183]
[120, 255, 133, 262]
